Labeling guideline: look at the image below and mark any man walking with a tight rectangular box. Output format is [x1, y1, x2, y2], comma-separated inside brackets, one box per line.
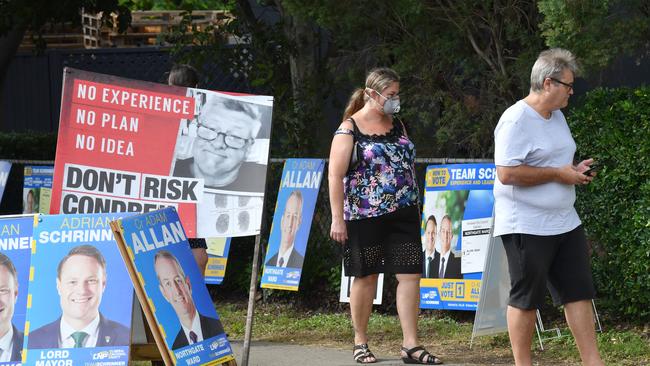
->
[493, 48, 604, 366]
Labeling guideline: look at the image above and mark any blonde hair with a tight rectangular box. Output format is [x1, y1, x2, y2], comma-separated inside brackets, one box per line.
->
[343, 67, 400, 120]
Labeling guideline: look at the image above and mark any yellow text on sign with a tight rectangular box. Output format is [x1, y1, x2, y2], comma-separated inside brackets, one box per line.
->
[426, 168, 450, 187]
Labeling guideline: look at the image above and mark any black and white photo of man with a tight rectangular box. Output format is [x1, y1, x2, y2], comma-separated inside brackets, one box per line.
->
[172, 94, 271, 195]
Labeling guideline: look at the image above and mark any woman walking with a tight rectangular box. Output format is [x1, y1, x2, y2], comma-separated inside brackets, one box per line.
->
[328, 67, 442, 364]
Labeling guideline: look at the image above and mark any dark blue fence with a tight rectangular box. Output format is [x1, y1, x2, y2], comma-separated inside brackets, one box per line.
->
[1, 47, 252, 132]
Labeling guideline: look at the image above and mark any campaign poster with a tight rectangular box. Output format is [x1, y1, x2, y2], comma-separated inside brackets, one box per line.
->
[0, 161, 11, 204]
[50, 68, 273, 238]
[0, 215, 34, 365]
[23, 213, 134, 365]
[419, 163, 495, 311]
[204, 237, 231, 285]
[23, 165, 53, 214]
[114, 207, 233, 365]
[261, 159, 325, 291]
[339, 266, 384, 305]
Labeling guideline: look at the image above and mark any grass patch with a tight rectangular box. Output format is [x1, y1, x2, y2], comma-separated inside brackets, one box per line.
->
[130, 302, 650, 365]
[216, 301, 650, 365]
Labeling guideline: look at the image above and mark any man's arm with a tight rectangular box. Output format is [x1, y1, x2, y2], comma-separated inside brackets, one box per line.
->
[497, 161, 593, 187]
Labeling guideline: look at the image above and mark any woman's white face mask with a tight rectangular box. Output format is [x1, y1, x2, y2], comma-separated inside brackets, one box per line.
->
[368, 89, 401, 115]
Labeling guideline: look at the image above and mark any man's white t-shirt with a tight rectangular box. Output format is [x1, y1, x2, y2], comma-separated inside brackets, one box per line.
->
[493, 100, 581, 236]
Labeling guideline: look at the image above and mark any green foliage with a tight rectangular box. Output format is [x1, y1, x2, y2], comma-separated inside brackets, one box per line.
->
[162, 1, 322, 157]
[155, 2, 650, 320]
[120, 0, 228, 11]
[282, 0, 545, 158]
[0, 0, 131, 39]
[569, 87, 650, 321]
[0, 132, 57, 160]
[538, 0, 650, 73]
[437, 191, 469, 236]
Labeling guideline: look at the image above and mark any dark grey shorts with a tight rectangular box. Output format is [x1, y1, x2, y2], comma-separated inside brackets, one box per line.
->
[501, 225, 596, 310]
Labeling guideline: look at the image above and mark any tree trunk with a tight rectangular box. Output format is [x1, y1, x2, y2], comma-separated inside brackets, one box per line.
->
[275, 1, 327, 155]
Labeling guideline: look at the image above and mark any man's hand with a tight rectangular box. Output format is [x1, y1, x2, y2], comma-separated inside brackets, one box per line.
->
[557, 158, 594, 185]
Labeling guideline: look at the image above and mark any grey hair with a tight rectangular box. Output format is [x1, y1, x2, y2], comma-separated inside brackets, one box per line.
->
[154, 250, 186, 282]
[530, 48, 579, 92]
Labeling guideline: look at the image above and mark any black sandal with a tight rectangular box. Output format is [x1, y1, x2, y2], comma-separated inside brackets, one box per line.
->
[401, 346, 443, 364]
[353, 343, 377, 363]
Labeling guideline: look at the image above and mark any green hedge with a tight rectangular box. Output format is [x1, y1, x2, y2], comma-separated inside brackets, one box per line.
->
[569, 87, 650, 321]
[0, 132, 57, 160]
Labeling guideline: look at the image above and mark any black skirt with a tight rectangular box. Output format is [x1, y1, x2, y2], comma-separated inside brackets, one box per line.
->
[343, 205, 423, 277]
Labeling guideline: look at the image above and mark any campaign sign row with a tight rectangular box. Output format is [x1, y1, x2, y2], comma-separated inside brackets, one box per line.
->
[11, 163, 231, 287]
[0, 209, 232, 366]
[257, 161, 496, 312]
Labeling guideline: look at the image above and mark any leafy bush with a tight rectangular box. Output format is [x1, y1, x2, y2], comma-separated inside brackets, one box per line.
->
[569, 87, 650, 322]
[0, 132, 57, 214]
[0, 132, 57, 160]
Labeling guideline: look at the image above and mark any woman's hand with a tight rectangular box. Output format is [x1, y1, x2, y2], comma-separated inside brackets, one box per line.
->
[330, 217, 348, 244]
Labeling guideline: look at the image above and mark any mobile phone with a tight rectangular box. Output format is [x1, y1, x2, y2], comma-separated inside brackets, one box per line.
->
[583, 162, 600, 175]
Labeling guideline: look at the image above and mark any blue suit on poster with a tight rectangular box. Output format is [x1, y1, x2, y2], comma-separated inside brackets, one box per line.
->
[171, 313, 224, 349]
[8, 324, 24, 361]
[27, 314, 130, 348]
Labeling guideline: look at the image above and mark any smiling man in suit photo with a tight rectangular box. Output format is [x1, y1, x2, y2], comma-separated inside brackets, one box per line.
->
[154, 250, 224, 350]
[28, 245, 130, 349]
[265, 190, 305, 269]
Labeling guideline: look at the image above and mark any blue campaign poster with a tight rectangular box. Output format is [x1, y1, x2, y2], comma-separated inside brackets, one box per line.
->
[24, 213, 134, 366]
[0, 161, 11, 203]
[116, 207, 233, 365]
[23, 165, 54, 214]
[419, 163, 495, 311]
[204, 238, 232, 285]
[0, 215, 34, 365]
[261, 159, 325, 291]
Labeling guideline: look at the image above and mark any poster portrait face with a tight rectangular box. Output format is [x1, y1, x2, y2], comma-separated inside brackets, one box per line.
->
[155, 255, 196, 319]
[192, 100, 261, 183]
[421, 190, 468, 254]
[56, 253, 106, 325]
[24, 189, 37, 214]
[440, 216, 453, 254]
[280, 192, 303, 245]
[0, 263, 18, 331]
[424, 218, 437, 253]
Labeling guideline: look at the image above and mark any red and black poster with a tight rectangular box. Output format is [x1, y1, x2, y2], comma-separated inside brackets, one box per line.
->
[50, 68, 273, 237]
